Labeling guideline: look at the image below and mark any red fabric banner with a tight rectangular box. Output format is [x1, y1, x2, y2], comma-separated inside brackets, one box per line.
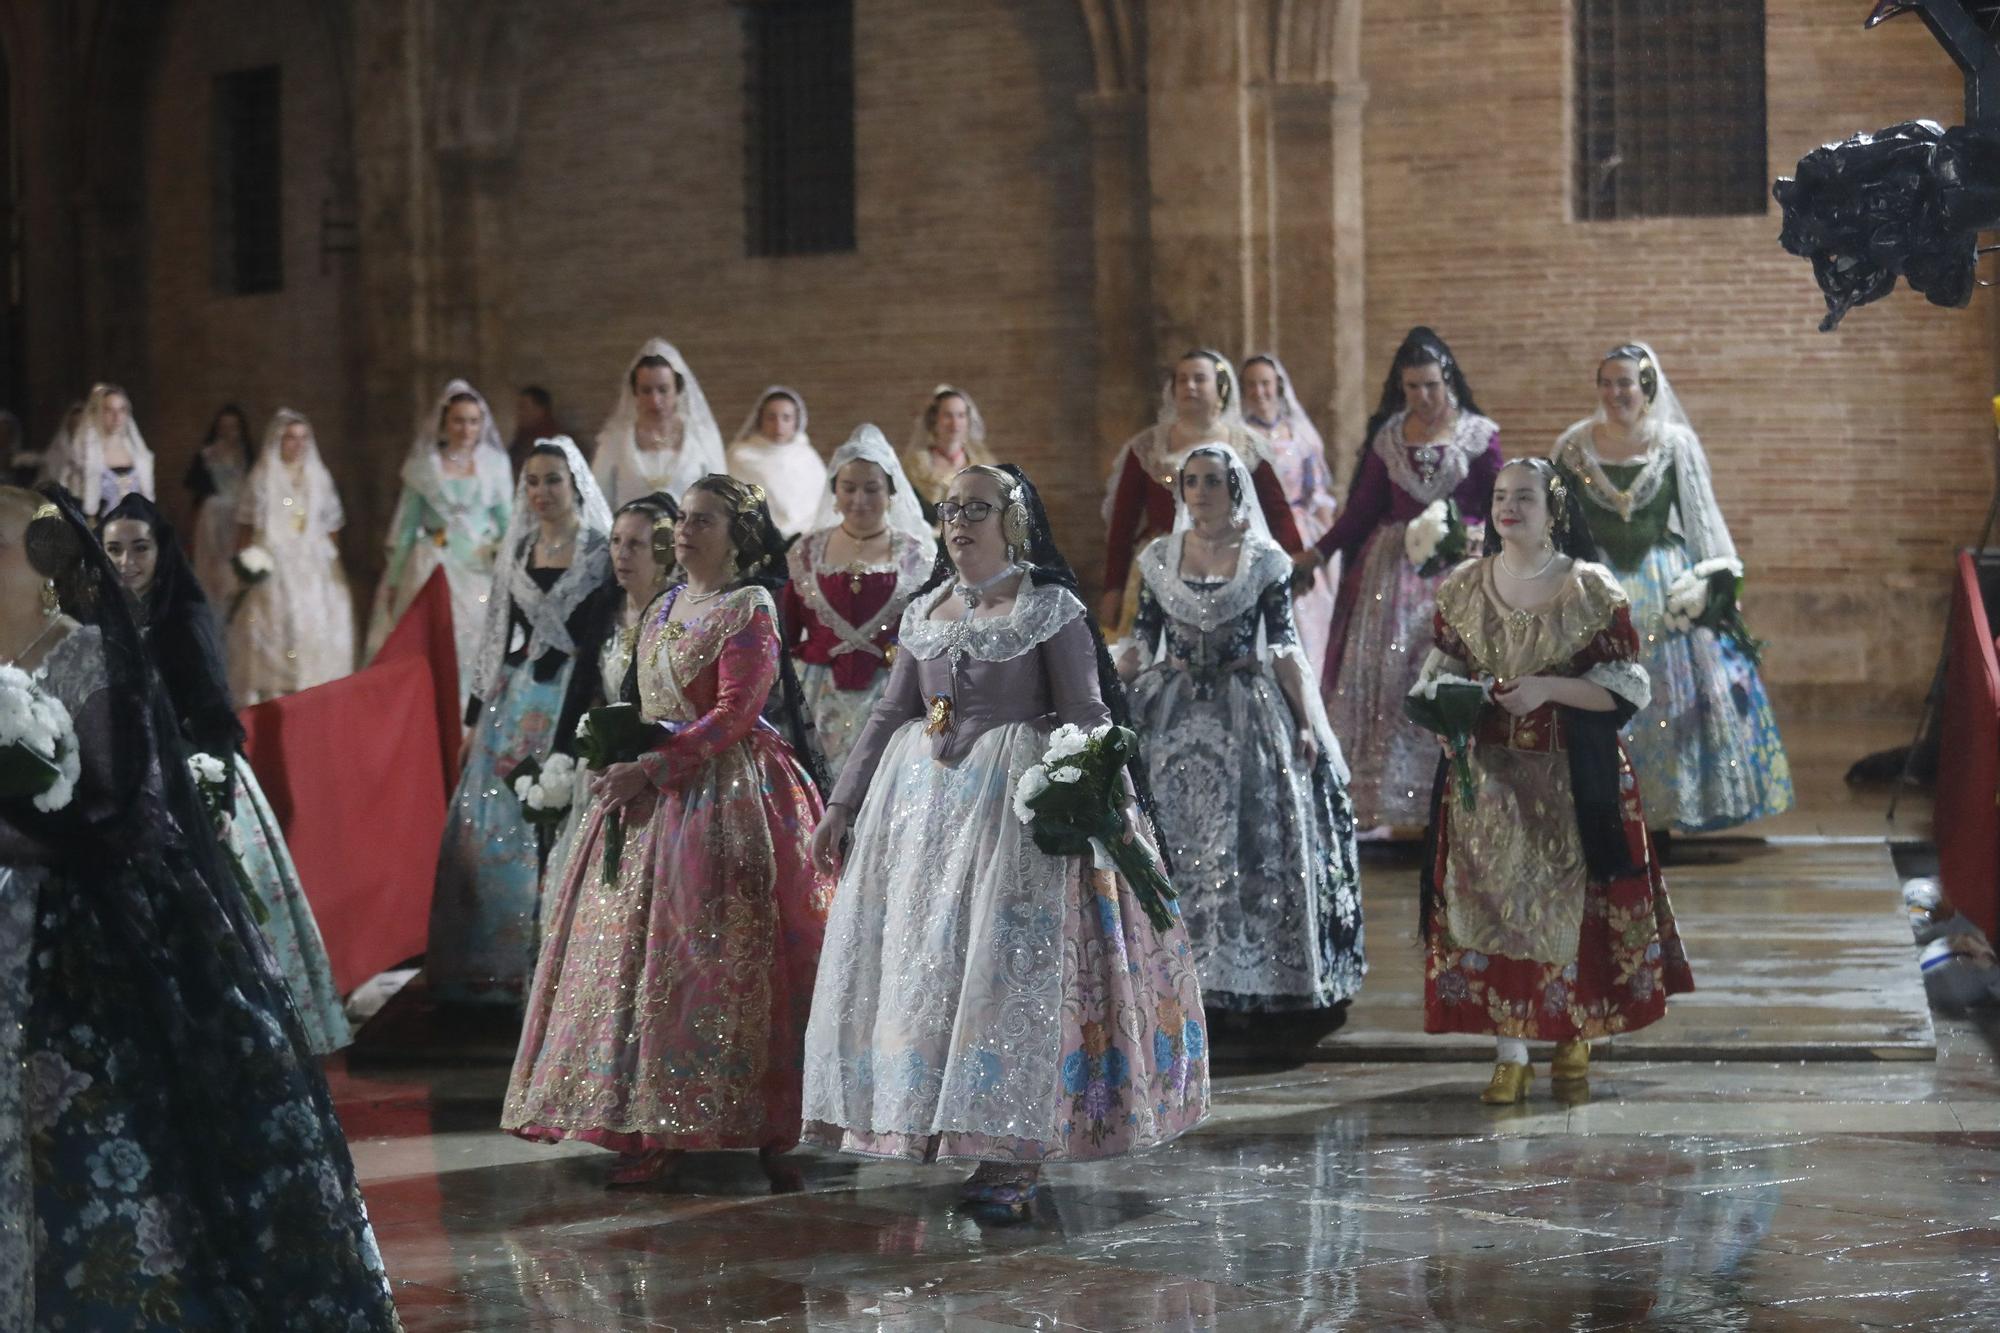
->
[1938, 551, 2000, 940]
[239, 571, 461, 992]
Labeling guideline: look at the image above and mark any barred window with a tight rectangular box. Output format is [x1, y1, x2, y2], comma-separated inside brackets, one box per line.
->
[212, 65, 283, 293]
[742, 0, 856, 256]
[1574, 1, 1767, 221]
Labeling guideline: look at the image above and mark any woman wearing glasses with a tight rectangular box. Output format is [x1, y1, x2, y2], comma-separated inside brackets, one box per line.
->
[803, 464, 1209, 1220]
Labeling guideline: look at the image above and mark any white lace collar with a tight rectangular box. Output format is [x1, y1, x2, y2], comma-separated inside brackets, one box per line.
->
[897, 573, 1087, 664]
[1138, 532, 1290, 634]
[1376, 409, 1498, 505]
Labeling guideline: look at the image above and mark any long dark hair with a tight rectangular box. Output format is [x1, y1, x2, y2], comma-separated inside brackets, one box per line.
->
[684, 473, 827, 791]
[1478, 458, 1597, 562]
[185, 403, 254, 501]
[98, 493, 245, 759]
[1349, 327, 1484, 489]
[919, 464, 1170, 867]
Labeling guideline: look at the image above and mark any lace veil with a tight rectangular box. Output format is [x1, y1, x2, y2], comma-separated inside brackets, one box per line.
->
[240, 409, 344, 546]
[593, 338, 726, 498]
[402, 379, 513, 515]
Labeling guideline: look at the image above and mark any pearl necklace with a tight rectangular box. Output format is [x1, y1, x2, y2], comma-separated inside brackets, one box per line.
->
[1498, 546, 1559, 581]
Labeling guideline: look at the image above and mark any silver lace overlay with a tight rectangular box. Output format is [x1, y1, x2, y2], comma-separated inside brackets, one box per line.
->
[896, 576, 1086, 665]
[1584, 657, 1654, 712]
[1376, 409, 1500, 506]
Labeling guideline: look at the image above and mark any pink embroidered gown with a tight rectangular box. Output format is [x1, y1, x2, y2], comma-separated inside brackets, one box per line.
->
[501, 585, 833, 1154]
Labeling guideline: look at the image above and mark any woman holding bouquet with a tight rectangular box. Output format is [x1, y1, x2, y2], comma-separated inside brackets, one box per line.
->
[780, 424, 936, 774]
[1414, 459, 1693, 1104]
[429, 437, 613, 1006]
[226, 409, 356, 704]
[1296, 327, 1503, 830]
[1100, 350, 1304, 635]
[1119, 445, 1364, 1025]
[502, 475, 831, 1188]
[1551, 344, 1792, 835]
[98, 494, 351, 1053]
[363, 379, 514, 704]
[805, 463, 1209, 1217]
[0, 487, 399, 1328]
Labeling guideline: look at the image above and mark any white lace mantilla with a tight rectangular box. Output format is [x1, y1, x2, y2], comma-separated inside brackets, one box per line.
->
[896, 575, 1086, 664]
[1377, 409, 1498, 506]
[1138, 533, 1291, 634]
[1550, 419, 1737, 565]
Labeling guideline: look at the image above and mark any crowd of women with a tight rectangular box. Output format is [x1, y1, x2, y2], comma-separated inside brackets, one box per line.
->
[0, 325, 1789, 1322]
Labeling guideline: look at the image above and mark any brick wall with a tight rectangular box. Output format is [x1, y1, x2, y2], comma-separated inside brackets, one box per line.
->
[499, 0, 1103, 550]
[1357, 0, 1990, 712]
[142, 0, 360, 540]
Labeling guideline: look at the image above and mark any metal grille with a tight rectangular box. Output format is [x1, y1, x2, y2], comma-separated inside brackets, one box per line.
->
[212, 65, 283, 293]
[742, 0, 856, 257]
[1574, 1, 1767, 221]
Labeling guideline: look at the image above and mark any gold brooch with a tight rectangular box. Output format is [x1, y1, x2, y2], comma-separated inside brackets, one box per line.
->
[924, 693, 952, 736]
[883, 643, 898, 667]
[664, 620, 687, 641]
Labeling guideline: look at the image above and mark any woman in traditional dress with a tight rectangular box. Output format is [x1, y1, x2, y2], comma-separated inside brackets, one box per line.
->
[900, 384, 993, 511]
[1243, 354, 1340, 675]
[805, 464, 1209, 1217]
[1120, 444, 1364, 1024]
[593, 338, 727, 509]
[726, 386, 826, 538]
[0, 487, 398, 1329]
[1551, 344, 1793, 836]
[45, 382, 154, 518]
[1295, 327, 1503, 830]
[98, 494, 352, 1054]
[1100, 350, 1304, 634]
[428, 437, 613, 1006]
[184, 403, 255, 606]
[780, 424, 936, 774]
[363, 379, 514, 703]
[226, 409, 356, 704]
[504, 475, 831, 1187]
[1416, 459, 1694, 1104]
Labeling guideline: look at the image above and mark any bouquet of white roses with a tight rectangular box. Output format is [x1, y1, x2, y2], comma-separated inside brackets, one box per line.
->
[1662, 556, 1763, 663]
[1404, 499, 1482, 578]
[0, 666, 79, 812]
[185, 751, 269, 922]
[1404, 672, 1492, 812]
[1013, 722, 1178, 933]
[511, 753, 577, 829]
[227, 546, 274, 623]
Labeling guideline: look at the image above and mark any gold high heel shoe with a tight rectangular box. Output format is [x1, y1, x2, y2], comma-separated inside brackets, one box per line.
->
[1479, 1061, 1532, 1105]
[1551, 1040, 1591, 1082]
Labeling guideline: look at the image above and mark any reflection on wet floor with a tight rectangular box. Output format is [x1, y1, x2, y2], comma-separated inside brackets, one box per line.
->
[337, 717, 2000, 1330]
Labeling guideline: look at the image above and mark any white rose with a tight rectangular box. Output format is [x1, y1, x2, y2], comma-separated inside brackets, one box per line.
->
[1044, 724, 1088, 762]
[236, 546, 274, 576]
[524, 785, 547, 812]
[513, 775, 534, 802]
[1049, 765, 1084, 784]
[1404, 501, 1449, 567]
[1013, 763, 1051, 824]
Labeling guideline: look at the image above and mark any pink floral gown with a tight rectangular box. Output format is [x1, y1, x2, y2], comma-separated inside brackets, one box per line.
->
[502, 585, 833, 1154]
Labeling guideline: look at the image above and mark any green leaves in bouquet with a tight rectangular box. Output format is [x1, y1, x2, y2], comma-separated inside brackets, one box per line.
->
[577, 702, 663, 886]
[1021, 725, 1179, 933]
[0, 743, 60, 801]
[1700, 569, 1766, 667]
[1403, 680, 1488, 812]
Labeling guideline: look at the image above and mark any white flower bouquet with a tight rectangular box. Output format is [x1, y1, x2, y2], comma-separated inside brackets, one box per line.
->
[1662, 556, 1763, 662]
[0, 666, 79, 813]
[511, 753, 577, 829]
[227, 546, 274, 623]
[1404, 673, 1493, 811]
[1013, 722, 1178, 932]
[1403, 499, 1482, 577]
[185, 751, 269, 922]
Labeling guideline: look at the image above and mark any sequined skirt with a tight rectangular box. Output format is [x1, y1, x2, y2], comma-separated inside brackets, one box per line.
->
[502, 728, 831, 1152]
[802, 718, 1210, 1162]
[1324, 522, 1449, 827]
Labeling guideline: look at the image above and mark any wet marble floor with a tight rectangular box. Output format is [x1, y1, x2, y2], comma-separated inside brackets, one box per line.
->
[337, 716, 2000, 1330]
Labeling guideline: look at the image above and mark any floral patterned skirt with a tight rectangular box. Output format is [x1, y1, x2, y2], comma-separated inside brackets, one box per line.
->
[1323, 523, 1449, 828]
[20, 844, 397, 1329]
[428, 666, 568, 1006]
[1425, 744, 1696, 1041]
[1131, 664, 1365, 1012]
[1616, 546, 1794, 833]
[502, 728, 831, 1153]
[802, 719, 1210, 1163]
[797, 660, 890, 781]
[229, 755, 351, 1054]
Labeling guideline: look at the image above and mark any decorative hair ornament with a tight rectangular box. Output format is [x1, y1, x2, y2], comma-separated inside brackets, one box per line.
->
[32, 502, 58, 522]
[963, 464, 1031, 553]
[743, 482, 767, 507]
[1604, 343, 1660, 404]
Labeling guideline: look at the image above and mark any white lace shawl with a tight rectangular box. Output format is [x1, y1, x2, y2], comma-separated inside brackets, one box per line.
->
[1374, 409, 1499, 506]
[897, 575, 1087, 664]
[1550, 419, 1737, 566]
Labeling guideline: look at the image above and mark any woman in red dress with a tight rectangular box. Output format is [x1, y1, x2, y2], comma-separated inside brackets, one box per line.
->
[1417, 459, 1694, 1104]
[780, 424, 936, 776]
[1100, 349, 1303, 633]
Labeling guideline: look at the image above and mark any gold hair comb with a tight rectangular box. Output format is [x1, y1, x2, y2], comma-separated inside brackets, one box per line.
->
[743, 482, 767, 506]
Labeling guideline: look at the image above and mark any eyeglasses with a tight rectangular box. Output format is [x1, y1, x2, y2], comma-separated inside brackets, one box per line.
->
[936, 500, 997, 524]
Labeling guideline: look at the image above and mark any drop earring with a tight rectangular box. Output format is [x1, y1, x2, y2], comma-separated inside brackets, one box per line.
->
[39, 581, 58, 616]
